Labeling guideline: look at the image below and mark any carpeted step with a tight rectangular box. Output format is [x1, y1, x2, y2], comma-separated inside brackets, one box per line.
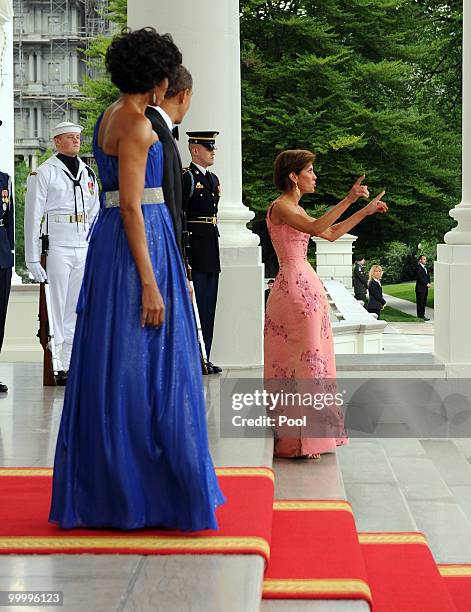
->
[0, 467, 274, 557]
[360, 533, 457, 611]
[263, 500, 372, 607]
[438, 565, 471, 612]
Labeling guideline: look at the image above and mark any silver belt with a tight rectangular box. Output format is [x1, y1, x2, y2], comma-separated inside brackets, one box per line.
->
[105, 187, 165, 208]
[51, 213, 89, 223]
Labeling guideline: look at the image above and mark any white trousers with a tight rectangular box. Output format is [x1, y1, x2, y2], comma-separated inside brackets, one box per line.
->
[46, 245, 87, 371]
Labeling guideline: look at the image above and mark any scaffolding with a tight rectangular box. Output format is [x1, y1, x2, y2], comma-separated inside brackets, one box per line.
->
[13, 0, 110, 162]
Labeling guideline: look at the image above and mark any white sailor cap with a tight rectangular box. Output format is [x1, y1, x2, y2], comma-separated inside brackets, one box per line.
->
[51, 121, 83, 138]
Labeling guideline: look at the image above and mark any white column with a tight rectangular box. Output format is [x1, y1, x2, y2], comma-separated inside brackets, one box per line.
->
[28, 52, 34, 82]
[28, 108, 34, 137]
[129, 0, 264, 368]
[71, 7, 77, 34]
[37, 105, 42, 140]
[36, 51, 42, 83]
[0, 1, 22, 284]
[71, 52, 78, 83]
[434, 0, 471, 376]
[312, 233, 357, 290]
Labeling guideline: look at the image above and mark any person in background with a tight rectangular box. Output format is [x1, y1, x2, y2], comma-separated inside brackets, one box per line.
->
[182, 131, 222, 374]
[415, 254, 431, 321]
[265, 278, 275, 307]
[24, 122, 100, 385]
[0, 119, 14, 393]
[366, 264, 386, 319]
[353, 255, 368, 304]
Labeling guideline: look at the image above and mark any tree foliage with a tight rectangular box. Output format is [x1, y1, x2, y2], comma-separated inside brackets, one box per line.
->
[74, 0, 127, 151]
[240, 0, 462, 254]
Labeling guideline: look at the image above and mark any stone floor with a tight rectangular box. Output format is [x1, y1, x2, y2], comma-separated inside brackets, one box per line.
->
[1, 363, 470, 611]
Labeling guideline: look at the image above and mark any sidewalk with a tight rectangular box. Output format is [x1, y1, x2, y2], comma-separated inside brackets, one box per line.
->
[383, 293, 434, 322]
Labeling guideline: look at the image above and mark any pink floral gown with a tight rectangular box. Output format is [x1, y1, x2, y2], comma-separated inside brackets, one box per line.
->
[264, 205, 348, 457]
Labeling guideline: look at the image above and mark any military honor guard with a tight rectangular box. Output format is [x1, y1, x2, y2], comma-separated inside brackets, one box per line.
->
[182, 131, 222, 374]
[24, 122, 100, 384]
[0, 120, 15, 393]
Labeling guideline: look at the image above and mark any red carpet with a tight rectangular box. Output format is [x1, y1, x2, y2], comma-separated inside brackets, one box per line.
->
[263, 501, 371, 604]
[360, 533, 457, 611]
[0, 467, 274, 559]
[438, 565, 471, 612]
[2, 468, 471, 610]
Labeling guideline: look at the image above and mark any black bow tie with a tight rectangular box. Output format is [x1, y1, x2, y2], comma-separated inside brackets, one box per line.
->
[172, 126, 179, 140]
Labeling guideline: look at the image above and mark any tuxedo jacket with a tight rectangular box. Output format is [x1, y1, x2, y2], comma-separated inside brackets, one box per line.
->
[145, 106, 183, 253]
[415, 264, 431, 292]
[367, 279, 386, 310]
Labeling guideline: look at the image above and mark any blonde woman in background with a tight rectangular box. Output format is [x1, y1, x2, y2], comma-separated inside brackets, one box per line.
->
[367, 264, 386, 319]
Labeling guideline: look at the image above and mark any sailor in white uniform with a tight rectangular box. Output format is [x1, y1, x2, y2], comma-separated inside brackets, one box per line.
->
[24, 121, 100, 383]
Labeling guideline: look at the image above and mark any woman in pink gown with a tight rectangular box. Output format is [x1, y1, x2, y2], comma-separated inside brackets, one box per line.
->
[264, 150, 388, 459]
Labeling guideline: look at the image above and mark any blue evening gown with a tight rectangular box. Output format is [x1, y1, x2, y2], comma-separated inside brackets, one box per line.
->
[49, 115, 225, 530]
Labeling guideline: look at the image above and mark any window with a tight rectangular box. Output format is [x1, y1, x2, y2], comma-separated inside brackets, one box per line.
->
[48, 62, 61, 83]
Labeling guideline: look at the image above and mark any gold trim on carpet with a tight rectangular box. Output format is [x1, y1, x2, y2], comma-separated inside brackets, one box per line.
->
[263, 578, 372, 599]
[0, 535, 270, 556]
[0, 467, 274, 481]
[438, 565, 471, 577]
[0, 468, 53, 476]
[273, 501, 352, 513]
[359, 533, 428, 545]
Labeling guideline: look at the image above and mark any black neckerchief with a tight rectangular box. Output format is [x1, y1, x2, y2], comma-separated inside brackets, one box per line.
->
[57, 153, 79, 177]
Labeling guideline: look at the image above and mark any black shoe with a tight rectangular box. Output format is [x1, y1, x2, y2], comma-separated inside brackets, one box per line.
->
[0, 382, 8, 393]
[56, 371, 68, 386]
[420, 316, 430, 321]
[207, 361, 222, 374]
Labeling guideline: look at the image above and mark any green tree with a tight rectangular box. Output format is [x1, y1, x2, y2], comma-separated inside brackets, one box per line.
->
[74, 0, 127, 151]
[13, 159, 30, 277]
[240, 0, 461, 254]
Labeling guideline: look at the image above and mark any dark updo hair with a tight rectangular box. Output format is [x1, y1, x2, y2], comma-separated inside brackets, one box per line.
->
[273, 149, 316, 192]
[105, 27, 182, 94]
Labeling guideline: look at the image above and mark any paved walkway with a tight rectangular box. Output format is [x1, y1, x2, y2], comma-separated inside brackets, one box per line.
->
[383, 293, 434, 322]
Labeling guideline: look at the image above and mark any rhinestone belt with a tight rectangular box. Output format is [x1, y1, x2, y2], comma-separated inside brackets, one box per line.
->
[105, 187, 165, 208]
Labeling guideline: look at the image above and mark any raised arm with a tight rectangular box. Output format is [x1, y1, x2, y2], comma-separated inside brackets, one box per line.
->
[273, 175, 369, 237]
[118, 115, 164, 327]
[320, 191, 387, 241]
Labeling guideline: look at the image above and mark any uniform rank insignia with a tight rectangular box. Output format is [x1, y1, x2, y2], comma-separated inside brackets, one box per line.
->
[195, 182, 204, 189]
[29, 171, 38, 176]
[88, 180, 95, 195]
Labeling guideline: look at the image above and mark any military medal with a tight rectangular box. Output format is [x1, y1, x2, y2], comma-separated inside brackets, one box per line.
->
[195, 182, 204, 189]
[88, 180, 94, 195]
[1, 190, 9, 210]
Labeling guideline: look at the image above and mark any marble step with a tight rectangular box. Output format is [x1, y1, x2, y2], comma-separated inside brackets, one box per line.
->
[336, 352, 445, 377]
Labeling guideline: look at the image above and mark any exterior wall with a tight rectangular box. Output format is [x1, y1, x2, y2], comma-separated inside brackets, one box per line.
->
[13, 0, 107, 162]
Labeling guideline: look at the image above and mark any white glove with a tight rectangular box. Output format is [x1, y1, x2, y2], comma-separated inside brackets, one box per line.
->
[26, 261, 47, 283]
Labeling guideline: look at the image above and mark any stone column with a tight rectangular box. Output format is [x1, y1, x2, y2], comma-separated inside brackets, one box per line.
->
[36, 51, 42, 83]
[71, 52, 78, 83]
[128, 0, 264, 368]
[312, 233, 357, 290]
[71, 7, 77, 34]
[28, 52, 34, 82]
[434, 1, 471, 376]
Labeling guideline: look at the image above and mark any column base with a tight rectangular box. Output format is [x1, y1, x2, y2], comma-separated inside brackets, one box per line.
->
[434, 244, 471, 376]
[210, 246, 264, 368]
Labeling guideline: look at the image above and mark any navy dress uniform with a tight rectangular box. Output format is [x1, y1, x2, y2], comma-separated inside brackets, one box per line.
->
[0, 165, 14, 393]
[182, 131, 221, 373]
[24, 122, 100, 380]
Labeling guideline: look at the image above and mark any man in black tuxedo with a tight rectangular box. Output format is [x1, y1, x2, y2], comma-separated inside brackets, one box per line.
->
[0, 121, 14, 393]
[415, 255, 431, 320]
[145, 65, 193, 252]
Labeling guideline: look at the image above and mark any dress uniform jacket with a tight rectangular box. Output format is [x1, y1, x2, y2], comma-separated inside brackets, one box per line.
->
[182, 162, 220, 273]
[0, 171, 14, 269]
[24, 154, 100, 263]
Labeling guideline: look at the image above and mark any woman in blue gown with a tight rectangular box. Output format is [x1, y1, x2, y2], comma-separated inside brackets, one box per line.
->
[49, 28, 225, 531]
